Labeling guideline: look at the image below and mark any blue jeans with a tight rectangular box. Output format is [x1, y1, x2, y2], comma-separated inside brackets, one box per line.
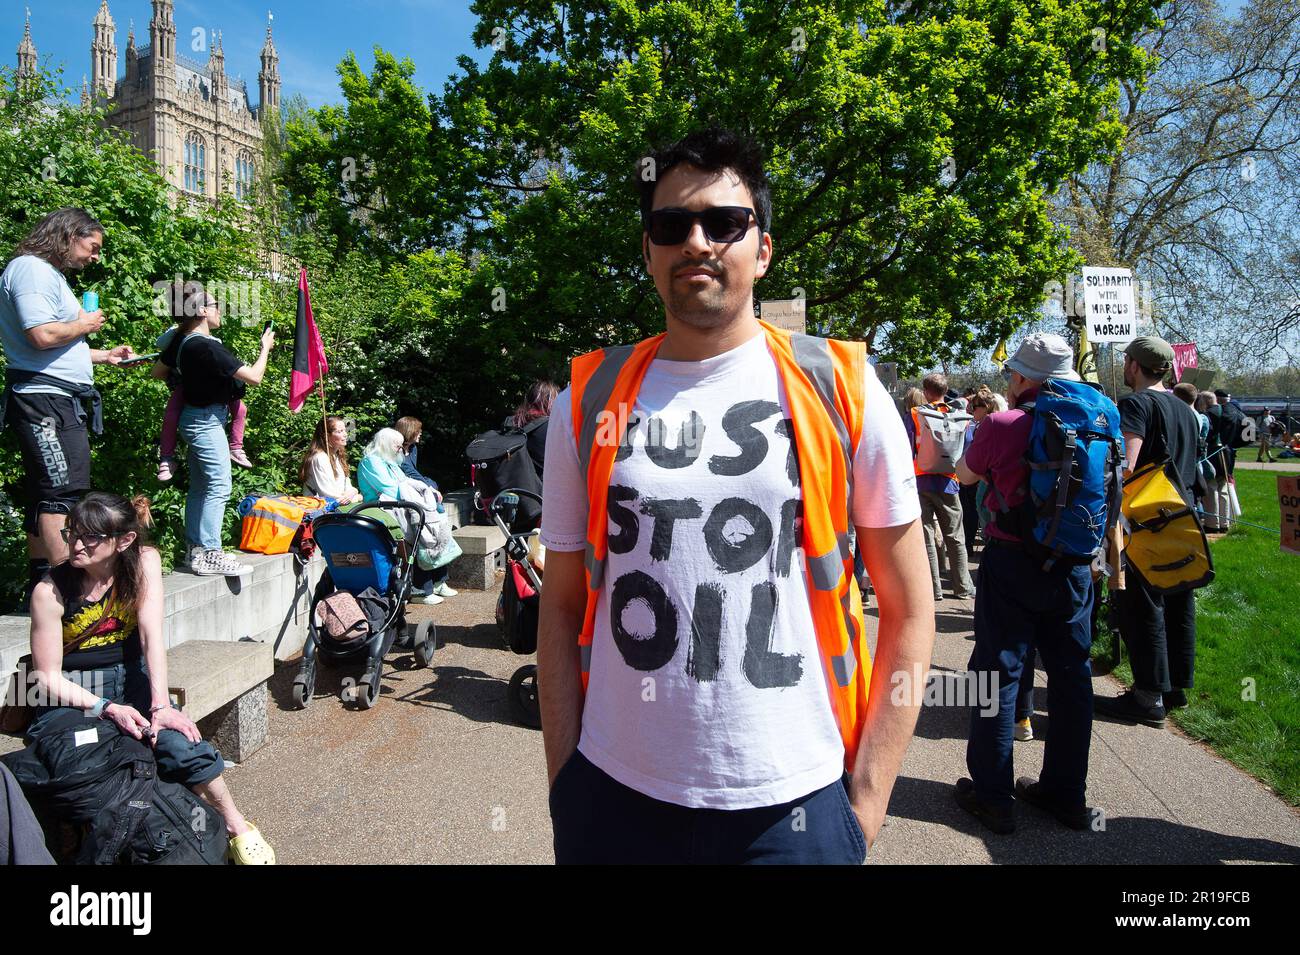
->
[966, 540, 1095, 808]
[26, 658, 225, 787]
[549, 750, 867, 864]
[178, 403, 231, 551]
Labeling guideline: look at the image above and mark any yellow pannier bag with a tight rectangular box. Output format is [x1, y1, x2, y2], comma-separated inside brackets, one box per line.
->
[1121, 460, 1214, 593]
[239, 494, 329, 556]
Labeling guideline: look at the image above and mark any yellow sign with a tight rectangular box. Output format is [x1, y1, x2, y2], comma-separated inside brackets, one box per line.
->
[991, 337, 1008, 368]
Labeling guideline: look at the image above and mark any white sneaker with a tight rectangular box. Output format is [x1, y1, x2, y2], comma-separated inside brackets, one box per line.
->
[195, 549, 252, 577]
[409, 582, 433, 597]
[1014, 718, 1034, 742]
[419, 592, 444, 606]
[432, 582, 458, 597]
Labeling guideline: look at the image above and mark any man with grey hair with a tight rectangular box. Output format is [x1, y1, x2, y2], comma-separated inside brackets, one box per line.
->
[952, 332, 1116, 833]
[0, 208, 135, 605]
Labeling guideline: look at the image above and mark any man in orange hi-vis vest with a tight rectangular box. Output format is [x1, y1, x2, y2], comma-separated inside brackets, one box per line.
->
[537, 127, 936, 864]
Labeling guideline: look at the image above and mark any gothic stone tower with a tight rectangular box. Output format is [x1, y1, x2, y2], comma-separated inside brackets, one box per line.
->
[14, 1, 284, 201]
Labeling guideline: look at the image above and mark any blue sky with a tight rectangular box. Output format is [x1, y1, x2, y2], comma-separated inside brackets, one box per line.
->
[6, 0, 490, 107]
[7, 0, 1254, 109]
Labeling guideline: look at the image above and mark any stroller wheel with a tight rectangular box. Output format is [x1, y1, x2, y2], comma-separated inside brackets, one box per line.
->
[413, 620, 438, 668]
[508, 665, 541, 729]
[291, 657, 317, 709]
[357, 662, 382, 710]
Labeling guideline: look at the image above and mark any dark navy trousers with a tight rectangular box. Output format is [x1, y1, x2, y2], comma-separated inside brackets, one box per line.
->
[966, 540, 1095, 808]
[27, 658, 224, 788]
[549, 750, 867, 865]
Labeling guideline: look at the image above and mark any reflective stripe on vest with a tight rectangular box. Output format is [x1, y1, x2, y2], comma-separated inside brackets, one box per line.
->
[570, 320, 874, 771]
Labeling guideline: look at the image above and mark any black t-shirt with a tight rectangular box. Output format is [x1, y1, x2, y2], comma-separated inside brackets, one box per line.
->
[1216, 401, 1244, 448]
[1119, 388, 1201, 502]
[49, 563, 142, 671]
[526, 417, 548, 479]
[160, 333, 244, 407]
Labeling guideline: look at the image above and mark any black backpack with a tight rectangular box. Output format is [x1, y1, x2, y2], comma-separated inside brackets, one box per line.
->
[1220, 402, 1251, 449]
[1, 710, 227, 865]
[465, 418, 545, 531]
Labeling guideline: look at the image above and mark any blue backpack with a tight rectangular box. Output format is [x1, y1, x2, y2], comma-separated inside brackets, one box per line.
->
[987, 379, 1126, 568]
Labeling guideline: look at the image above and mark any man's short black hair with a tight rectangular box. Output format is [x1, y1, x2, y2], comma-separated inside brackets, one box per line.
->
[637, 127, 772, 234]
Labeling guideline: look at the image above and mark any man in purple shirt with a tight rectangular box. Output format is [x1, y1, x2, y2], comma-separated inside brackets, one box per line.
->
[952, 333, 1109, 834]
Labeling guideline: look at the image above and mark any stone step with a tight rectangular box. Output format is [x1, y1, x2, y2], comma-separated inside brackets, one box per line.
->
[166, 638, 272, 723]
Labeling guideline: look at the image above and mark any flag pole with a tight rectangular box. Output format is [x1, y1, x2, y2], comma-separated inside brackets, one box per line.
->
[317, 377, 328, 437]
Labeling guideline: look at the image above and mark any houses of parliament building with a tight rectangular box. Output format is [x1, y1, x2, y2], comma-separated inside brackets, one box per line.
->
[13, 1, 282, 201]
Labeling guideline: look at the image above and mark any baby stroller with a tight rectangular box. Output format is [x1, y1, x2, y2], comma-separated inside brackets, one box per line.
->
[292, 501, 438, 710]
[480, 488, 543, 728]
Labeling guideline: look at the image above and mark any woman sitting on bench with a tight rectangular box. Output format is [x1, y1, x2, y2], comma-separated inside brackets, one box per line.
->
[26, 492, 275, 864]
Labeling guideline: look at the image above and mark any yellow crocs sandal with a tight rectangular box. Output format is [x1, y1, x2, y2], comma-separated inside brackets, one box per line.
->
[228, 824, 276, 865]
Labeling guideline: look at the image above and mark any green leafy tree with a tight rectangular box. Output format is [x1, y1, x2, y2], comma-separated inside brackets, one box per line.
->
[435, 0, 1163, 372]
[1054, 0, 1300, 371]
[0, 69, 361, 605]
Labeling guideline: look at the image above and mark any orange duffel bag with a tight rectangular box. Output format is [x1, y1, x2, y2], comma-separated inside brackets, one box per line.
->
[238, 494, 331, 555]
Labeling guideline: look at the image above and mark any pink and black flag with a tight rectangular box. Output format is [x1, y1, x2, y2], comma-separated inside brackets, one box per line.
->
[288, 268, 328, 412]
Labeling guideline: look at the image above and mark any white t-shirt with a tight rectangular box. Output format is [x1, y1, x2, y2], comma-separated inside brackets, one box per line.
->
[541, 332, 920, 808]
[302, 450, 358, 500]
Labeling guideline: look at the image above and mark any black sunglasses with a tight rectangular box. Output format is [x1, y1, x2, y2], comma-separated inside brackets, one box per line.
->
[645, 206, 756, 246]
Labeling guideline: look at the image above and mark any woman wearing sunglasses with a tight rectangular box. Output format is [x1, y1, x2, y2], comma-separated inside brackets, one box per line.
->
[25, 492, 274, 863]
[152, 281, 275, 577]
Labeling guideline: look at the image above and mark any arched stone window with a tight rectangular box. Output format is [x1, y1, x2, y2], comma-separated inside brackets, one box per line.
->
[184, 131, 206, 194]
[235, 150, 256, 201]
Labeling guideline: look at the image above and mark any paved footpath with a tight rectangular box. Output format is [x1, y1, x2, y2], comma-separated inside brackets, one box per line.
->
[10, 560, 1299, 864]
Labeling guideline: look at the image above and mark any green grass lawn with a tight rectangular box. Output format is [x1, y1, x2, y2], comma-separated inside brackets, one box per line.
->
[1092, 468, 1300, 805]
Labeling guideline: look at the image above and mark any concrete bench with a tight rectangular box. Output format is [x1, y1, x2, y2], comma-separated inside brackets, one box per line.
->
[0, 636, 272, 764]
[441, 489, 475, 529]
[449, 524, 508, 590]
[166, 639, 273, 763]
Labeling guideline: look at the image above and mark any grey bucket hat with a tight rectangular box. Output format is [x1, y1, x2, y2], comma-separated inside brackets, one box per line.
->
[1004, 332, 1081, 382]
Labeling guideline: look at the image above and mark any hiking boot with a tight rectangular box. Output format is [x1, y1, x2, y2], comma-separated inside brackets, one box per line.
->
[157, 457, 177, 482]
[1015, 777, 1091, 831]
[229, 447, 253, 468]
[1094, 690, 1166, 727]
[1163, 689, 1189, 710]
[194, 549, 252, 577]
[1014, 717, 1034, 742]
[954, 777, 1015, 834]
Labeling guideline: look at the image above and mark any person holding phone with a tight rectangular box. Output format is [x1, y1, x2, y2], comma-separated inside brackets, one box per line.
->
[152, 281, 274, 577]
[0, 208, 138, 607]
[152, 322, 252, 481]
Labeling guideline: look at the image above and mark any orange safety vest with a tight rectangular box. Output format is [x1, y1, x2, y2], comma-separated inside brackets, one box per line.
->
[569, 320, 873, 771]
[909, 403, 959, 480]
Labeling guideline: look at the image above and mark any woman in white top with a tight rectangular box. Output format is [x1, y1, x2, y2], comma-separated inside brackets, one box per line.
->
[299, 416, 360, 504]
